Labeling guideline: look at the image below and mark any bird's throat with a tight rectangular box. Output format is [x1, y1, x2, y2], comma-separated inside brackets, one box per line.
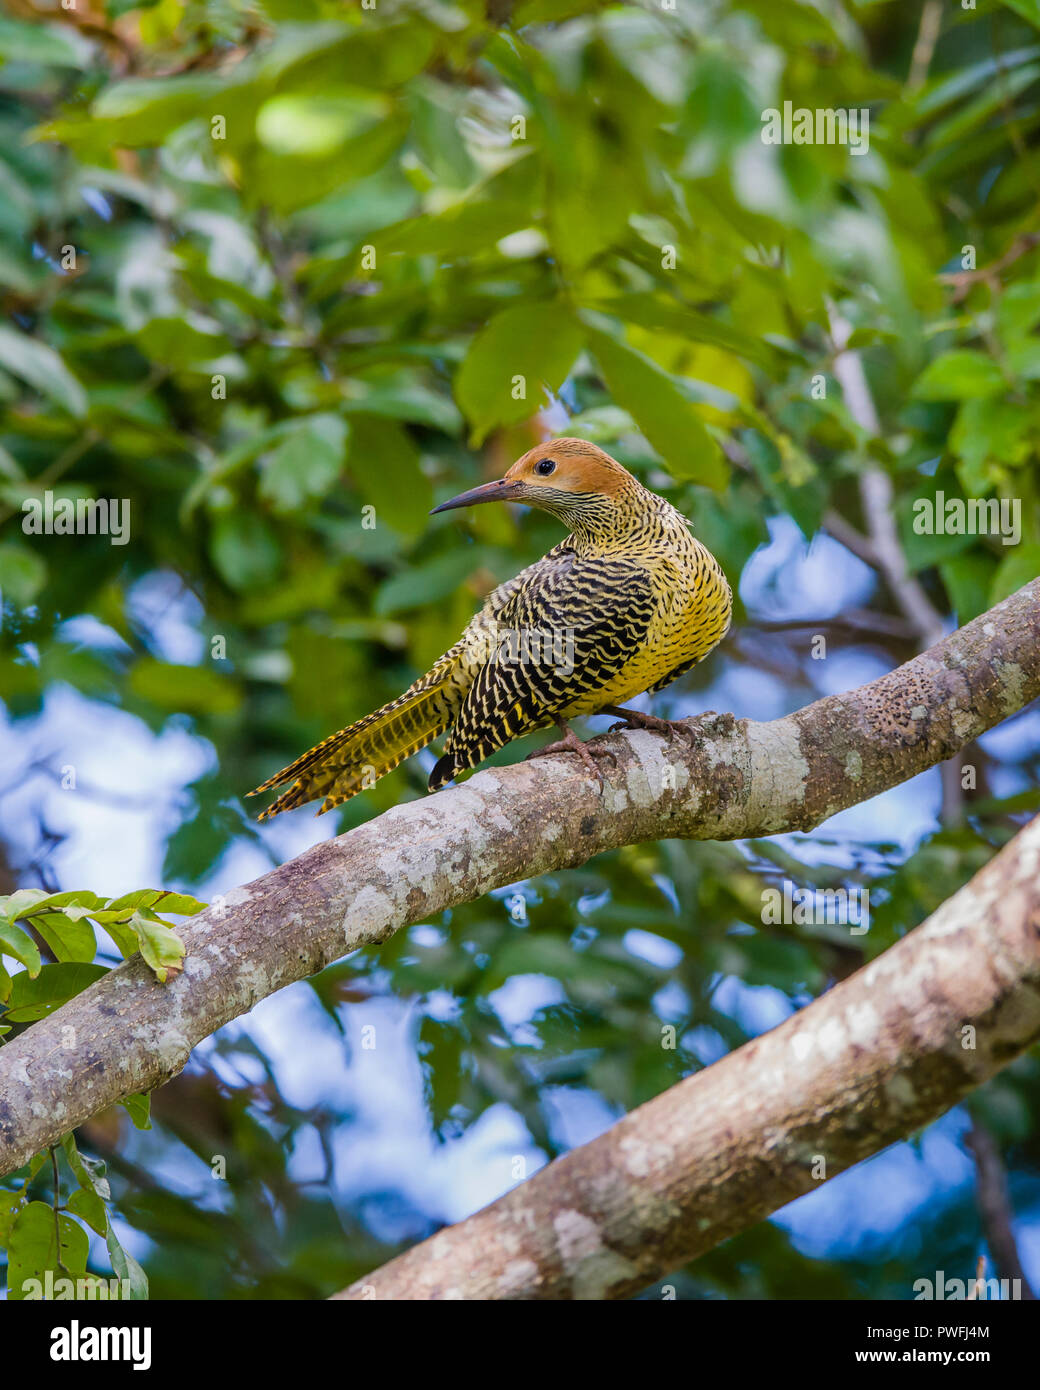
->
[558, 484, 687, 557]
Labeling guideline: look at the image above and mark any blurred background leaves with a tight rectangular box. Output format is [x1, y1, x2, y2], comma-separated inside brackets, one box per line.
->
[0, 0, 1039, 1299]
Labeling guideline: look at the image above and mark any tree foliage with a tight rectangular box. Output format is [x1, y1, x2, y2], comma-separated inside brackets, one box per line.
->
[1, 0, 1039, 1299]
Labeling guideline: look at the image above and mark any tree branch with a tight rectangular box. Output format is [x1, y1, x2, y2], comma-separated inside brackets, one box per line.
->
[0, 578, 1037, 1179]
[828, 307, 947, 648]
[829, 303, 963, 826]
[334, 810, 1040, 1299]
[965, 1119, 1037, 1299]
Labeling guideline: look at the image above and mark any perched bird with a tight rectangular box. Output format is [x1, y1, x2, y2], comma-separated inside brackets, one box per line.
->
[250, 439, 732, 819]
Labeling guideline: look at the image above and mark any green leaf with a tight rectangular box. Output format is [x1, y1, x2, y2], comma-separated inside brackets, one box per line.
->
[182, 424, 291, 517]
[105, 1224, 149, 1300]
[898, 472, 977, 572]
[996, 2, 1040, 37]
[382, 197, 533, 258]
[103, 918, 139, 961]
[129, 658, 242, 716]
[30, 913, 98, 966]
[128, 909, 185, 982]
[585, 326, 728, 489]
[681, 46, 760, 152]
[997, 281, 1040, 346]
[0, 921, 42, 977]
[0, 328, 87, 417]
[0, 543, 47, 607]
[587, 293, 770, 367]
[547, 155, 635, 271]
[741, 428, 823, 537]
[375, 546, 496, 616]
[913, 44, 1040, 117]
[256, 94, 383, 157]
[12, 890, 107, 918]
[0, 16, 87, 67]
[85, 71, 248, 146]
[913, 351, 1006, 402]
[258, 415, 347, 514]
[951, 397, 1034, 490]
[7, 1202, 89, 1299]
[135, 317, 231, 369]
[990, 543, 1040, 606]
[67, 1186, 108, 1237]
[455, 301, 582, 443]
[209, 511, 282, 591]
[1, 889, 50, 918]
[0, 1189, 22, 1245]
[923, 62, 1040, 152]
[346, 415, 431, 535]
[997, 282, 1040, 377]
[252, 111, 409, 214]
[263, 19, 435, 93]
[105, 889, 207, 916]
[342, 382, 462, 435]
[119, 1092, 152, 1132]
[61, 1134, 112, 1202]
[3, 963, 109, 1022]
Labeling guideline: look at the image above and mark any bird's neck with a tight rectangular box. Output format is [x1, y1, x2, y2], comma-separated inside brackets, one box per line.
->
[563, 481, 678, 555]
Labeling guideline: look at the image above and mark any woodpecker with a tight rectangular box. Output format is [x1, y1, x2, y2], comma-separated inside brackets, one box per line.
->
[249, 439, 732, 819]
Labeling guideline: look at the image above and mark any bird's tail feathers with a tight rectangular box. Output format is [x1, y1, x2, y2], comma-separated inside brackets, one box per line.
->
[249, 662, 460, 820]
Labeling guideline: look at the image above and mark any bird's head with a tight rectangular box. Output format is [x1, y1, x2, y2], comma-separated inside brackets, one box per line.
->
[430, 439, 638, 524]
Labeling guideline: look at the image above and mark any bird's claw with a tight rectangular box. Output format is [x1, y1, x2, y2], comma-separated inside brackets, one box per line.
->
[526, 732, 615, 790]
[608, 712, 698, 744]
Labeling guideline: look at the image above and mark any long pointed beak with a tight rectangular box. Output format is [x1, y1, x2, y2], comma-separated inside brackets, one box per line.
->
[430, 477, 524, 514]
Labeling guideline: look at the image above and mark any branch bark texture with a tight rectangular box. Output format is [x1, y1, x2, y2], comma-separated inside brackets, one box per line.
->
[0, 578, 1037, 1178]
[335, 810, 1040, 1299]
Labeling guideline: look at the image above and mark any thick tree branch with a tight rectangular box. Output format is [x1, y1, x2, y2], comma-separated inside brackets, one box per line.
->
[335, 811, 1040, 1299]
[0, 579, 1037, 1179]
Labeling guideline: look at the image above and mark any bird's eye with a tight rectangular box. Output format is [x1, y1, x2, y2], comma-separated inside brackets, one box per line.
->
[535, 458, 556, 476]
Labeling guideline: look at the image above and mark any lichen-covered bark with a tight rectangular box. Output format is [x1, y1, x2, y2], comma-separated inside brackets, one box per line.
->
[0, 578, 1037, 1180]
[335, 811, 1040, 1299]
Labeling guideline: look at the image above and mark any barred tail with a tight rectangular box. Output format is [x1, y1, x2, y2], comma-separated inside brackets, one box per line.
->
[249, 662, 461, 820]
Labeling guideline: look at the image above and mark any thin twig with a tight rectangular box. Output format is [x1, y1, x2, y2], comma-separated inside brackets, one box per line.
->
[908, 0, 942, 94]
[828, 304, 962, 824]
[822, 509, 879, 568]
[966, 1118, 1037, 1299]
[50, 1145, 68, 1273]
[939, 233, 1040, 304]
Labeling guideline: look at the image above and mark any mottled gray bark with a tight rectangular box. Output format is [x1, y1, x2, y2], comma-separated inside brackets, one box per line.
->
[0, 578, 1037, 1182]
[336, 811, 1040, 1299]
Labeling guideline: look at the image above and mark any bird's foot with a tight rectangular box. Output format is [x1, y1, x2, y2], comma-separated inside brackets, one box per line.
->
[526, 727, 615, 790]
[603, 705, 699, 745]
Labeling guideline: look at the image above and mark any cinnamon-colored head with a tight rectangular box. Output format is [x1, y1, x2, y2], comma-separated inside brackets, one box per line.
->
[503, 439, 632, 498]
[431, 438, 638, 520]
